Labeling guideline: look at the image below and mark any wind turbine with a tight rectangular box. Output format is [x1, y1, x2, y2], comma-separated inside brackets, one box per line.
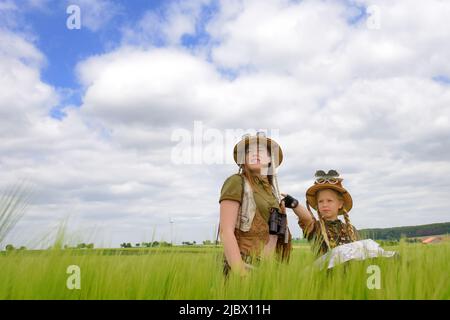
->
[169, 218, 174, 245]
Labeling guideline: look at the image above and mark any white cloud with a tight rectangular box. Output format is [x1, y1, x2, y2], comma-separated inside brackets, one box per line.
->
[121, 0, 211, 47]
[1, 0, 450, 248]
[208, 0, 450, 82]
[0, 28, 42, 63]
[77, 47, 221, 127]
[209, 0, 348, 72]
[0, 30, 55, 137]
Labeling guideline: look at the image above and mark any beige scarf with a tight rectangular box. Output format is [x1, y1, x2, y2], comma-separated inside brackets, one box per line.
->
[236, 175, 281, 232]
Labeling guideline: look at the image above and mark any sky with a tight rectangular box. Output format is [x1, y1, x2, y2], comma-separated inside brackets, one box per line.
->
[1, 0, 449, 248]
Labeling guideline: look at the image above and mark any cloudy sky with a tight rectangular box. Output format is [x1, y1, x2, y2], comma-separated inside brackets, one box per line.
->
[1, 0, 449, 248]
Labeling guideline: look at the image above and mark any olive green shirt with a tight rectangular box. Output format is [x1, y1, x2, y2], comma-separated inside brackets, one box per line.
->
[219, 174, 281, 222]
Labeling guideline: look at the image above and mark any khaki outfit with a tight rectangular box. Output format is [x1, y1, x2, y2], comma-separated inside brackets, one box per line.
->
[219, 174, 292, 275]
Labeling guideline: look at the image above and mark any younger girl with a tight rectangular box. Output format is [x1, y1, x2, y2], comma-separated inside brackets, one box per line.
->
[283, 170, 359, 256]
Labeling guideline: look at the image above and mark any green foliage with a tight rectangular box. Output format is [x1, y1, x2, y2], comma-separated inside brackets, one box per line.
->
[0, 183, 32, 246]
[359, 222, 450, 240]
[377, 240, 399, 246]
[120, 241, 172, 248]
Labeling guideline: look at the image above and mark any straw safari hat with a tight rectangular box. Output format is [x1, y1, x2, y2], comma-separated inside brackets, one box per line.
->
[233, 132, 283, 168]
[306, 170, 353, 214]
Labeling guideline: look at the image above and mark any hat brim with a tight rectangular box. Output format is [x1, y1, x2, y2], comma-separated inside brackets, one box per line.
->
[306, 184, 353, 214]
[233, 136, 283, 167]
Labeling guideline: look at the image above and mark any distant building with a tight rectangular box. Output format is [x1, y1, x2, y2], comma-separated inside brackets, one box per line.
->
[421, 236, 442, 244]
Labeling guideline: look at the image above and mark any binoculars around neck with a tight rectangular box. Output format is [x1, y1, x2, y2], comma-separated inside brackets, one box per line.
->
[268, 207, 287, 236]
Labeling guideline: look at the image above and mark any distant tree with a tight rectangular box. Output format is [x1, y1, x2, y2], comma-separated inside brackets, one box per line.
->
[378, 240, 399, 246]
[19, 246, 26, 250]
[86, 243, 94, 249]
[359, 222, 450, 240]
[160, 241, 172, 247]
[135, 243, 140, 247]
[203, 240, 212, 245]
[5, 244, 15, 251]
[151, 241, 159, 247]
[76, 243, 86, 249]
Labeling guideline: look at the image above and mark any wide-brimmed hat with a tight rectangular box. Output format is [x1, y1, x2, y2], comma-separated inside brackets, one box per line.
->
[233, 132, 283, 168]
[306, 169, 353, 214]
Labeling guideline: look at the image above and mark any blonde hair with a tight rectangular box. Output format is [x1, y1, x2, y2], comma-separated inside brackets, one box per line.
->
[342, 209, 357, 242]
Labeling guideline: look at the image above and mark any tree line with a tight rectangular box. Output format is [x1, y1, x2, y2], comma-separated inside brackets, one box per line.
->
[359, 222, 450, 240]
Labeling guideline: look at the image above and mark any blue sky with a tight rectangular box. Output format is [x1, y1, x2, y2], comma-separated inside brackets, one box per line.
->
[11, 0, 219, 119]
[23, 0, 180, 116]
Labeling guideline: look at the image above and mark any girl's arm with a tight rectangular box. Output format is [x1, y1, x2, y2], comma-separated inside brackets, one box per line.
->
[292, 204, 315, 233]
[220, 200, 246, 275]
[281, 193, 315, 234]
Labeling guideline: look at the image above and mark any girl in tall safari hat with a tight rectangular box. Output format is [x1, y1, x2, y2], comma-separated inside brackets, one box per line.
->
[219, 132, 292, 277]
[282, 170, 360, 256]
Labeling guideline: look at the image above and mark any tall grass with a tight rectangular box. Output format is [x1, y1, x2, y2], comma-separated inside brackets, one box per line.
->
[0, 182, 32, 246]
[0, 242, 448, 300]
[0, 184, 447, 299]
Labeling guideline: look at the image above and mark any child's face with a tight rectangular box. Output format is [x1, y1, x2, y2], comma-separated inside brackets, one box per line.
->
[317, 189, 344, 221]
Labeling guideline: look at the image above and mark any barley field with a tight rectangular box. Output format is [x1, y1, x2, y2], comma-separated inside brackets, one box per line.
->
[0, 241, 448, 300]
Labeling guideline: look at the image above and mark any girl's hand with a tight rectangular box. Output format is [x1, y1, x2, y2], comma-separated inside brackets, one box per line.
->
[235, 263, 253, 278]
[281, 194, 315, 232]
[280, 193, 299, 209]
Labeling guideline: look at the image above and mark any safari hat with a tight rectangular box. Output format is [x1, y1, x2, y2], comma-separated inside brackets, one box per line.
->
[233, 132, 283, 168]
[306, 170, 353, 214]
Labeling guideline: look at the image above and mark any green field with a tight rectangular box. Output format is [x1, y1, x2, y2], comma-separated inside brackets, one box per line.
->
[0, 242, 448, 300]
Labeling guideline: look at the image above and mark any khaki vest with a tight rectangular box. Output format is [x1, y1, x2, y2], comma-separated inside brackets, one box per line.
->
[234, 175, 292, 260]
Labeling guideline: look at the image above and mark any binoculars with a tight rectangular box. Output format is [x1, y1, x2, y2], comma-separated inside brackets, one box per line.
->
[268, 207, 287, 236]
